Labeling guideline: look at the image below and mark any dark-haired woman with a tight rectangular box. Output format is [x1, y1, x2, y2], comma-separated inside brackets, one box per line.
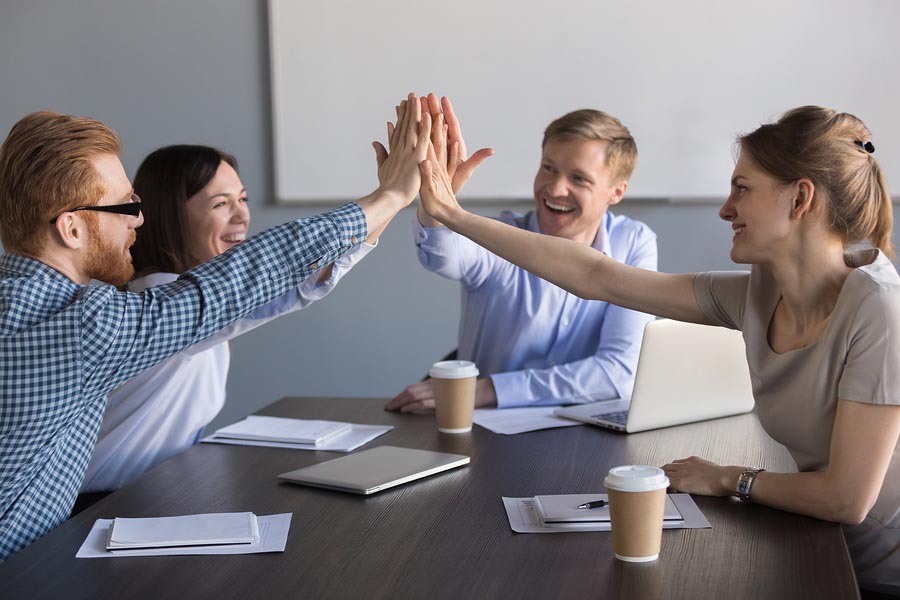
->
[80, 146, 374, 492]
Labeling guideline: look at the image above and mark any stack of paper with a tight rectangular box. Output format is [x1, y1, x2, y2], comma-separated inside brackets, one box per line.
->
[213, 416, 351, 446]
[77, 513, 293, 558]
[106, 512, 259, 552]
[203, 416, 393, 453]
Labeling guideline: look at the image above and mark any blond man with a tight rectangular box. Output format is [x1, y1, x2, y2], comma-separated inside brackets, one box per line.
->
[388, 100, 657, 412]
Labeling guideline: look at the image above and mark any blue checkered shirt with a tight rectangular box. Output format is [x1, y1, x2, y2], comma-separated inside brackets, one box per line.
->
[0, 203, 366, 560]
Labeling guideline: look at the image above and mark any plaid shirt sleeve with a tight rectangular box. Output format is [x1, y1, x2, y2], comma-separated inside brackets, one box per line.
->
[0, 202, 366, 561]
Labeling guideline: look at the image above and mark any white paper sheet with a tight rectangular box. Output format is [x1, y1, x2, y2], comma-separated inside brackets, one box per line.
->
[501, 494, 710, 533]
[77, 513, 292, 558]
[202, 424, 393, 452]
[473, 407, 584, 435]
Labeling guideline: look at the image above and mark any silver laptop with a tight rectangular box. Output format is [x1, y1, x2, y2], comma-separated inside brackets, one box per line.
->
[555, 319, 754, 433]
[278, 445, 470, 495]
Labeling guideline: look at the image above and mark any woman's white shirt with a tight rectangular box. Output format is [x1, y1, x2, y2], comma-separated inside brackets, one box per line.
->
[80, 242, 375, 493]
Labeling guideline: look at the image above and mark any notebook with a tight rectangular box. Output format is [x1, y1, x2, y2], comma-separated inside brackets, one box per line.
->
[213, 416, 351, 446]
[278, 445, 470, 495]
[555, 319, 754, 433]
[532, 494, 683, 526]
[105, 512, 260, 551]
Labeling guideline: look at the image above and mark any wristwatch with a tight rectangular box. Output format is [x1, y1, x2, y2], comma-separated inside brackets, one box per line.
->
[735, 468, 765, 502]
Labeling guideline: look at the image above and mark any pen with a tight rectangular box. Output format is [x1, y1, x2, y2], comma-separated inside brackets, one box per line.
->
[576, 500, 608, 509]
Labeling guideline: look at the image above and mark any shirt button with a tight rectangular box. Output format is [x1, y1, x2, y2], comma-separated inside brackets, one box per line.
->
[310, 261, 319, 270]
[562, 318, 570, 327]
[351, 235, 358, 244]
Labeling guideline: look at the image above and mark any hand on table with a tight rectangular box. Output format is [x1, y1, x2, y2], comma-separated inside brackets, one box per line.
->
[662, 456, 742, 497]
[385, 377, 498, 412]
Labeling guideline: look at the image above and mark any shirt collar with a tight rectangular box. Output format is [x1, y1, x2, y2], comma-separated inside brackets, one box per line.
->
[0, 252, 77, 283]
[525, 210, 612, 255]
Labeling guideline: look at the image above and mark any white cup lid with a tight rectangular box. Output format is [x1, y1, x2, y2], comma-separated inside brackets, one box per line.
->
[429, 360, 479, 379]
[604, 465, 669, 492]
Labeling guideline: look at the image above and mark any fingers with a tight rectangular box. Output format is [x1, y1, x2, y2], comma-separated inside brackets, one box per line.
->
[397, 98, 410, 145]
[431, 112, 447, 167]
[386, 121, 395, 150]
[391, 102, 406, 149]
[419, 159, 434, 193]
[372, 142, 388, 168]
[410, 92, 422, 144]
[397, 95, 413, 146]
[441, 96, 467, 158]
[416, 111, 432, 161]
[385, 381, 437, 412]
[452, 147, 494, 194]
[448, 142, 460, 178]
[468, 147, 495, 165]
[400, 399, 436, 413]
[426, 92, 441, 119]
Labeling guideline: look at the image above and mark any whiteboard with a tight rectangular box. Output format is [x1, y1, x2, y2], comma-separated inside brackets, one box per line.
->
[269, 0, 900, 203]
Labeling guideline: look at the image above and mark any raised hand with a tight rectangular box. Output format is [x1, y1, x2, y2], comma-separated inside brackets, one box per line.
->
[424, 94, 493, 195]
[372, 93, 431, 206]
[418, 133, 462, 224]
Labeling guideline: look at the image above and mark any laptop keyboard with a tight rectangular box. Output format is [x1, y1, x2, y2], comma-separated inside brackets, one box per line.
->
[593, 410, 629, 425]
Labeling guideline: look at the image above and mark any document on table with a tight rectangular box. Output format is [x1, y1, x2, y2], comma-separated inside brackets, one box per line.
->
[77, 513, 292, 558]
[501, 494, 710, 533]
[106, 512, 259, 550]
[213, 416, 352, 446]
[202, 422, 392, 452]
[473, 407, 584, 435]
[533, 494, 683, 526]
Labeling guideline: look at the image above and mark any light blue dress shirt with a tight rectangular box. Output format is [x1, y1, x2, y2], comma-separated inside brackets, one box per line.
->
[414, 210, 657, 408]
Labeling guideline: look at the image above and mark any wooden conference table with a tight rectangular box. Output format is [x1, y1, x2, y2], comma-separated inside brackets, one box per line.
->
[0, 397, 858, 599]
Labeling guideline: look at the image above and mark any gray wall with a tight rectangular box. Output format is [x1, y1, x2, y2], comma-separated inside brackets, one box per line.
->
[2, 1, 893, 431]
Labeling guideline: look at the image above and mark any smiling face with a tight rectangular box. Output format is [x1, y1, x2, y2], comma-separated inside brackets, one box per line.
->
[183, 161, 249, 268]
[83, 153, 143, 285]
[533, 138, 627, 245]
[720, 153, 796, 265]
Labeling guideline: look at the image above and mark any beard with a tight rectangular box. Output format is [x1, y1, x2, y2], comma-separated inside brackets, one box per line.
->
[84, 218, 136, 287]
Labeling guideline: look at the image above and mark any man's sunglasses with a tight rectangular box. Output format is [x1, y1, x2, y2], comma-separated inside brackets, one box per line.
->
[49, 193, 142, 224]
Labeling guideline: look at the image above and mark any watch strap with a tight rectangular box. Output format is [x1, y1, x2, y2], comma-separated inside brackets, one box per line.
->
[736, 468, 765, 502]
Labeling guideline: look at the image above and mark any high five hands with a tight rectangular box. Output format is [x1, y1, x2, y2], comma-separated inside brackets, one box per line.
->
[422, 93, 494, 196]
[373, 93, 493, 225]
[372, 93, 432, 205]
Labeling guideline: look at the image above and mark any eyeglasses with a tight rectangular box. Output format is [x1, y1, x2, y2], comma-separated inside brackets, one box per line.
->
[49, 193, 142, 224]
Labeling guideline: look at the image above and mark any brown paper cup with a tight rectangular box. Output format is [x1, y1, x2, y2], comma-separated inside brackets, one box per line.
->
[433, 376, 476, 433]
[604, 465, 670, 562]
[429, 361, 479, 434]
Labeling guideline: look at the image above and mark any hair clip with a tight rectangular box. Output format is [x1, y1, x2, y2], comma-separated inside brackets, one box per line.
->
[855, 140, 875, 154]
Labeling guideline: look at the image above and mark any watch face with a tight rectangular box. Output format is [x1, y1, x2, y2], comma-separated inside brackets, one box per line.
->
[736, 469, 762, 501]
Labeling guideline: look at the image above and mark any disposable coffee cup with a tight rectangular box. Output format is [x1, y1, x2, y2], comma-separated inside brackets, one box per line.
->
[429, 360, 479, 434]
[604, 465, 670, 563]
